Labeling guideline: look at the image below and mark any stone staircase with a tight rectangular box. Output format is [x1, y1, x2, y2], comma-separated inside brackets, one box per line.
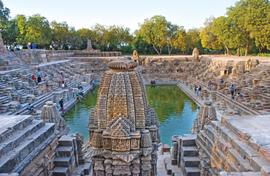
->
[196, 115, 270, 175]
[52, 136, 76, 176]
[52, 135, 92, 176]
[0, 115, 55, 173]
[180, 136, 200, 176]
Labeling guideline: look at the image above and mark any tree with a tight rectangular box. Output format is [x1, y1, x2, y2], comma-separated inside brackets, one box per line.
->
[137, 15, 168, 55]
[2, 19, 17, 45]
[24, 14, 52, 47]
[166, 23, 179, 55]
[185, 29, 202, 54]
[51, 21, 70, 49]
[200, 18, 223, 52]
[0, 0, 10, 29]
[77, 28, 96, 49]
[14, 15, 27, 45]
[226, 0, 266, 55]
[172, 27, 187, 54]
[234, 0, 270, 51]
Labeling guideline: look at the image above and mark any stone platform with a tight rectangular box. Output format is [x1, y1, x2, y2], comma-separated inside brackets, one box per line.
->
[197, 115, 270, 175]
[0, 115, 56, 174]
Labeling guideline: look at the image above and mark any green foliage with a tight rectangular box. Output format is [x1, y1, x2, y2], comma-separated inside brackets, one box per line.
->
[200, 18, 223, 51]
[0, 0, 10, 25]
[137, 15, 168, 55]
[51, 21, 70, 49]
[185, 29, 202, 54]
[1, 19, 17, 45]
[0, 0, 269, 55]
[24, 14, 52, 47]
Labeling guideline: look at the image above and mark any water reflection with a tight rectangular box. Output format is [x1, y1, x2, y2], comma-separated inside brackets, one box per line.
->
[64, 85, 199, 145]
[64, 87, 98, 140]
[146, 85, 199, 145]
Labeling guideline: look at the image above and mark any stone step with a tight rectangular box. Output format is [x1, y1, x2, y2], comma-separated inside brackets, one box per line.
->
[181, 157, 200, 167]
[0, 120, 44, 158]
[58, 136, 74, 147]
[54, 157, 73, 167]
[0, 115, 33, 142]
[52, 167, 69, 176]
[56, 146, 73, 157]
[181, 146, 199, 157]
[183, 167, 200, 176]
[181, 135, 197, 147]
[0, 123, 55, 172]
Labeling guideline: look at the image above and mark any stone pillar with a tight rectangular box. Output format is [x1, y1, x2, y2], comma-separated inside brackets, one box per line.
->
[141, 156, 152, 176]
[131, 159, 140, 176]
[171, 135, 179, 165]
[40, 101, 66, 132]
[192, 48, 200, 62]
[104, 159, 113, 176]
[94, 158, 105, 176]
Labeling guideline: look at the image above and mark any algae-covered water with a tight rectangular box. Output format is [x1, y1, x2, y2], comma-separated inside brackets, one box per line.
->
[64, 85, 199, 145]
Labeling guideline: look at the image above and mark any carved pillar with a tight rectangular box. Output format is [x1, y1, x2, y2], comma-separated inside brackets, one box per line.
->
[141, 156, 152, 176]
[104, 159, 113, 176]
[94, 158, 105, 176]
[171, 135, 179, 165]
[131, 159, 140, 176]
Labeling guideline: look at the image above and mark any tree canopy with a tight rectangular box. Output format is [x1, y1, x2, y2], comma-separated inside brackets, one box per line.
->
[0, 0, 269, 55]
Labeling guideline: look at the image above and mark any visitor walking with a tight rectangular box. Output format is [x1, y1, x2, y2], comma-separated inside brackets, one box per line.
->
[37, 68, 42, 83]
[59, 98, 64, 113]
[229, 84, 236, 99]
[198, 85, 202, 95]
[194, 85, 198, 95]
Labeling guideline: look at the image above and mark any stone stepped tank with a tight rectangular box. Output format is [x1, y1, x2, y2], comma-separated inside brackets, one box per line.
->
[87, 60, 159, 176]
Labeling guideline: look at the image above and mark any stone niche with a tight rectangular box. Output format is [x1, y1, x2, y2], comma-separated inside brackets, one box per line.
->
[86, 60, 159, 176]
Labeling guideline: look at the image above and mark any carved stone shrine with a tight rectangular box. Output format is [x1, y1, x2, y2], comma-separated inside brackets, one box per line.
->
[87, 60, 159, 176]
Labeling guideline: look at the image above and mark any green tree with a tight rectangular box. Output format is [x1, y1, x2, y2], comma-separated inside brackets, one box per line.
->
[77, 28, 96, 49]
[172, 27, 187, 54]
[166, 23, 179, 55]
[231, 0, 270, 51]
[14, 14, 27, 45]
[0, 0, 9, 19]
[0, 0, 15, 45]
[137, 15, 168, 55]
[226, 0, 267, 55]
[185, 29, 202, 54]
[51, 21, 70, 49]
[2, 19, 17, 45]
[24, 14, 52, 47]
[200, 18, 223, 52]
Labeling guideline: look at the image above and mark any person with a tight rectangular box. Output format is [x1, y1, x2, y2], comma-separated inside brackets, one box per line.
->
[78, 84, 83, 90]
[150, 80, 156, 88]
[194, 85, 197, 95]
[60, 72, 64, 84]
[220, 78, 224, 84]
[31, 74, 36, 83]
[59, 98, 64, 113]
[27, 103, 35, 113]
[198, 85, 202, 95]
[37, 68, 42, 83]
[229, 84, 235, 99]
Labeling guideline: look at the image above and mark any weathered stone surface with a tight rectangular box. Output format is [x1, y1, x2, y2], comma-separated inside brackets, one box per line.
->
[86, 60, 159, 175]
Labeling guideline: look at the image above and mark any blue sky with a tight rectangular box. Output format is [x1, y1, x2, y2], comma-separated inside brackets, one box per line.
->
[3, 0, 238, 32]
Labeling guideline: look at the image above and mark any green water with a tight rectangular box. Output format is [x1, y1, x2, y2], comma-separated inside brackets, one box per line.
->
[64, 85, 199, 144]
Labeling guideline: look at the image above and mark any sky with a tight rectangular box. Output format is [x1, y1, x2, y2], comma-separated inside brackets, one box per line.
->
[3, 0, 238, 32]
